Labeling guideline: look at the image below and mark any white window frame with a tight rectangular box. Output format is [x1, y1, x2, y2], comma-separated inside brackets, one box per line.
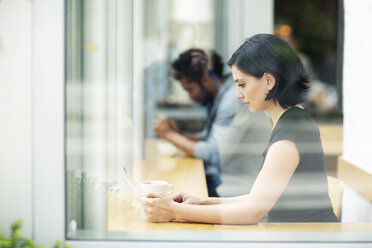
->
[31, 0, 372, 247]
[32, 0, 65, 245]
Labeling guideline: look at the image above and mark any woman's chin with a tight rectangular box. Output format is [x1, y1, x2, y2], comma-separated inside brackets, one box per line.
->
[246, 105, 255, 112]
[248, 105, 262, 113]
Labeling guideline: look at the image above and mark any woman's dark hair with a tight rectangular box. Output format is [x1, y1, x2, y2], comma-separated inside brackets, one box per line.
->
[171, 48, 224, 84]
[228, 33, 309, 108]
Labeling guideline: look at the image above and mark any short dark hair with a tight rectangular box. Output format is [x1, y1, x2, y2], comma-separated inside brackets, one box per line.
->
[171, 48, 224, 84]
[228, 34, 309, 108]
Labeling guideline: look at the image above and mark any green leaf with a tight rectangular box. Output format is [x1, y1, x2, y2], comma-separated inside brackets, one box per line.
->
[0, 240, 12, 248]
[2, 219, 64, 248]
[12, 230, 22, 241]
[53, 240, 61, 248]
[24, 238, 35, 247]
[11, 219, 23, 233]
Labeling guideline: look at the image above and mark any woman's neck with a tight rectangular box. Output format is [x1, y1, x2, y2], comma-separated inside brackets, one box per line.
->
[266, 104, 289, 127]
[266, 104, 303, 127]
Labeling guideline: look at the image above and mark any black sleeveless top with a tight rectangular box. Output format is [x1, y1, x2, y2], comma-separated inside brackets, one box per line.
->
[263, 107, 338, 222]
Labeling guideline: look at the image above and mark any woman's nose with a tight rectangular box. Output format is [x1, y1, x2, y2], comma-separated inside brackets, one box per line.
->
[236, 89, 243, 99]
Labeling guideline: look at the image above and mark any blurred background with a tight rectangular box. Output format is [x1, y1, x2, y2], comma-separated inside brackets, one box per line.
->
[64, 0, 344, 233]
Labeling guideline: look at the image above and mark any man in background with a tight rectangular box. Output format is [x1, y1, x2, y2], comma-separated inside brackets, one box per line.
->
[154, 48, 271, 197]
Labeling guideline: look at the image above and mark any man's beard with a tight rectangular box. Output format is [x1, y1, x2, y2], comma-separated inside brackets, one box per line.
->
[200, 89, 214, 106]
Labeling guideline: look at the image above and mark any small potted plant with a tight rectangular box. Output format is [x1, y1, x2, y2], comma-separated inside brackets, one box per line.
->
[0, 219, 70, 248]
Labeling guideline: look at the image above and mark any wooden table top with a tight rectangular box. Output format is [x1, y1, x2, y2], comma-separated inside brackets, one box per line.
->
[107, 154, 210, 231]
[106, 138, 372, 233]
[318, 124, 343, 156]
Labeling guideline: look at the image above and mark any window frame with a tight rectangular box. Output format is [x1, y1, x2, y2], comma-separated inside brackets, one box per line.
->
[32, 0, 372, 247]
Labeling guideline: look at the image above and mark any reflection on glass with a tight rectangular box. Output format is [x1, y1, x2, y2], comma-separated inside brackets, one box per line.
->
[66, 0, 133, 234]
[65, 0, 372, 243]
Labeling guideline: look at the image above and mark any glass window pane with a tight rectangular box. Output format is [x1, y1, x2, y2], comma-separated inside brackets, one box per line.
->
[66, 0, 133, 233]
[66, 0, 372, 243]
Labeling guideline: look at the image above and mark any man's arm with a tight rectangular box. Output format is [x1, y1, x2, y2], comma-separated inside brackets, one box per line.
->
[168, 119, 203, 141]
[154, 115, 218, 163]
[163, 130, 197, 156]
[182, 132, 203, 141]
[154, 115, 198, 156]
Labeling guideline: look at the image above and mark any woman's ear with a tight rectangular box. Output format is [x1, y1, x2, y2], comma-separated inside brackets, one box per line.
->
[264, 73, 276, 90]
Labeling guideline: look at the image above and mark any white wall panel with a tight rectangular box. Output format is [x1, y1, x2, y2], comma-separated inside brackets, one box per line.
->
[343, 0, 372, 173]
[0, 0, 32, 238]
[32, 0, 65, 245]
[342, 0, 372, 222]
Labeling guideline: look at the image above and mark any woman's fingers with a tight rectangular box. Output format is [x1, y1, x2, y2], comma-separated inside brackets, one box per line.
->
[139, 193, 176, 222]
[139, 193, 169, 208]
[172, 192, 185, 202]
[147, 192, 164, 198]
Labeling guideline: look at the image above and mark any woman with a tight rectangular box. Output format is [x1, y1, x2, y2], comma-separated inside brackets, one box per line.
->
[154, 48, 271, 197]
[140, 34, 338, 224]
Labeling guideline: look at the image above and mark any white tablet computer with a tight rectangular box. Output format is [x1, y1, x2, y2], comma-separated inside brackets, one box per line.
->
[123, 166, 145, 196]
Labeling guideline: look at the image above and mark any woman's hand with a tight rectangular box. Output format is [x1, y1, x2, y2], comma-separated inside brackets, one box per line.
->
[172, 192, 202, 205]
[139, 193, 179, 223]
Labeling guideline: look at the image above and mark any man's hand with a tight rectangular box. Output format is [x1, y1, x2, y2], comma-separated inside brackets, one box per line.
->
[154, 115, 177, 139]
[153, 115, 197, 156]
[169, 119, 179, 132]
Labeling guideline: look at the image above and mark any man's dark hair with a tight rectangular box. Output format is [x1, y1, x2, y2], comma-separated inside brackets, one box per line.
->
[228, 33, 309, 108]
[171, 48, 224, 84]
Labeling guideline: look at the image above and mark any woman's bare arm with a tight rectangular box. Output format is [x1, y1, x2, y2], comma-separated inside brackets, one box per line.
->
[142, 140, 300, 224]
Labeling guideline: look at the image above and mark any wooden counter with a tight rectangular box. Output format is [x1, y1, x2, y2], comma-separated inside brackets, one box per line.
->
[214, 222, 372, 232]
[107, 155, 211, 231]
[338, 156, 372, 202]
[318, 124, 343, 176]
[107, 139, 372, 233]
[319, 124, 343, 156]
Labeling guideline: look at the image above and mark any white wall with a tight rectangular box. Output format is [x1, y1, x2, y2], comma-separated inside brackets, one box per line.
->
[342, 0, 372, 222]
[343, 0, 372, 173]
[0, 0, 64, 245]
[0, 0, 33, 238]
[32, 0, 65, 245]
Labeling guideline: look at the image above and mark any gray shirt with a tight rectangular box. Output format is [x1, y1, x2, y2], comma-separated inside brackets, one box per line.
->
[193, 75, 272, 194]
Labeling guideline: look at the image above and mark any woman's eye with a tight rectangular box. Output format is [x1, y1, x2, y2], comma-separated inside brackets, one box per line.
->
[238, 83, 245, 88]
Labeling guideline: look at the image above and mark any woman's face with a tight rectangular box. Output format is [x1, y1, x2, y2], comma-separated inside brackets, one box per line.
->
[232, 65, 272, 113]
